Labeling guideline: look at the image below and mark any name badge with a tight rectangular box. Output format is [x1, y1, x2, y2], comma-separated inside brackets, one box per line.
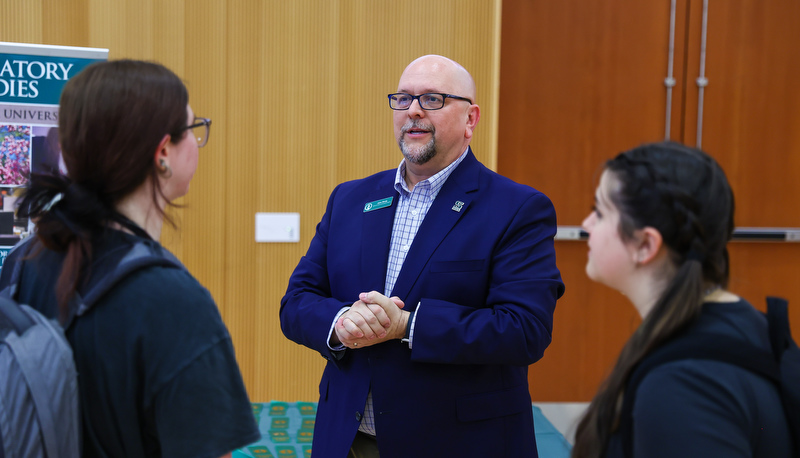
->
[363, 197, 393, 212]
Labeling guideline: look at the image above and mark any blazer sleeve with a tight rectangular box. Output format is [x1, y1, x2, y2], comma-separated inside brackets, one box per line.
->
[409, 191, 564, 366]
[279, 184, 351, 363]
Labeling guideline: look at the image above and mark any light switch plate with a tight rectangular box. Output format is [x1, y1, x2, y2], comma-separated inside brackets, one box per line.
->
[255, 212, 300, 243]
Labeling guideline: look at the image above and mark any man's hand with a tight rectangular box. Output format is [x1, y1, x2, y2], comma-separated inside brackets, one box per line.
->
[334, 291, 407, 349]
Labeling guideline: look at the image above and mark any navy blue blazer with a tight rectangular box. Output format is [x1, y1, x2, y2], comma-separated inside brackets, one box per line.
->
[280, 150, 565, 458]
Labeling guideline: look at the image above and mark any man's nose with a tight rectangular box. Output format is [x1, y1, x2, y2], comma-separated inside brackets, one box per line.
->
[407, 98, 426, 117]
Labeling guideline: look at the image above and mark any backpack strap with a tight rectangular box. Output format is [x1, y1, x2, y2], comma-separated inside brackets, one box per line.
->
[3, 308, 73, 458]
[0, 236, 66, 457]
[0, 236, 38, 336]
[0, 295, 34, 337]
[63, 240, 185, 329]
[766, 296, 800, 458]
[0, 235, 35, 303]
[767, 296, 794, 357]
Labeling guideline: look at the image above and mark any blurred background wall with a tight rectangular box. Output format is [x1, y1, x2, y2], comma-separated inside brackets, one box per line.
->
[1, 0, 797, 404]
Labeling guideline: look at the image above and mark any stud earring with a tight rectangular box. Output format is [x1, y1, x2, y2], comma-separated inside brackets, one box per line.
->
[159, 159, 173, 178]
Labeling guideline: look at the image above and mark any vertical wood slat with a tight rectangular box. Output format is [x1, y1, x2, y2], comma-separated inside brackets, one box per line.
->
[0, 0, 501, 403]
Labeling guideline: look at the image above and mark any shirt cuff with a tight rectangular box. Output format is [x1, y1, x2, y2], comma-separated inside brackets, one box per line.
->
[400, 302, 420, 348]
[327, 306, 349, 352]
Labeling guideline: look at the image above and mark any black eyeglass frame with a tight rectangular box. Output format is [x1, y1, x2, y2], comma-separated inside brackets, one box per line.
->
[176, 117, 212, 147]
[387, 93, 473, 111]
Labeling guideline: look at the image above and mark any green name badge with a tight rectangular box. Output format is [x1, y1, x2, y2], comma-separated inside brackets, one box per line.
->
[363, 197, 393, 212]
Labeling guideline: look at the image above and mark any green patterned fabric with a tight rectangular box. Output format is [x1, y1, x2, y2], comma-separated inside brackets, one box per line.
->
[234, 401, 570, 457]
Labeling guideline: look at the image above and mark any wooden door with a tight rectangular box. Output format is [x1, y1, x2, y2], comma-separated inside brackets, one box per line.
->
[498, 0, 800, 401]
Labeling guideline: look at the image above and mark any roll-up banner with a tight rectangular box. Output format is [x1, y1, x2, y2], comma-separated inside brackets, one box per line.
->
[0, 42, 107, 260]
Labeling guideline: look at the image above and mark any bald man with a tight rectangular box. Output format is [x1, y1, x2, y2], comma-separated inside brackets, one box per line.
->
[280, 55, 564, 458]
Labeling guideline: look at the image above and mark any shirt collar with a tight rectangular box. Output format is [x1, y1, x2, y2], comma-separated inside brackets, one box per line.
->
[393, 147, 470, 197]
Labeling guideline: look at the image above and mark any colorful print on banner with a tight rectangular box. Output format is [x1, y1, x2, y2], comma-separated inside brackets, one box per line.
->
[0, 124, 29, 186]
[1, 43, 106, 190]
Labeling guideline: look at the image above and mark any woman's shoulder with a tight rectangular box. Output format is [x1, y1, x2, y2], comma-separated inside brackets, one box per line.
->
[639, 297, 773, 395]
[105, 263, 218, 319]
[696, 296, 770, 347]
[90, 233, 224, 328]
[634, 299, 780, 427]
[90, 263, 231, 370]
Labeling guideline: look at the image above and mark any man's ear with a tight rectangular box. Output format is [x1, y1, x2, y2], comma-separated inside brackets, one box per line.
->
[632, 226, 664, 265]
[153, 134, 171, 167]
[464, 104, 480, 140]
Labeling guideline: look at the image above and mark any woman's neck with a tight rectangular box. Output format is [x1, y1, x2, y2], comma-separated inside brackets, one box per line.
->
[628, 274, 740, 318]
[113, 183, 165, 241]
[627, 274, 667, 319]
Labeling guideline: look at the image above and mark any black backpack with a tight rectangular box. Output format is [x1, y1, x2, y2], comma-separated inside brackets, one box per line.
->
[0, 235, 184, 457]
[618, 296, 800, 458]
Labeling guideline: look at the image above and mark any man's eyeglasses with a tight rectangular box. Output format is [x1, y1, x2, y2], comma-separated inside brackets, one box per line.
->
[178, 117, 212, 147]
[388, 93, 473, 111]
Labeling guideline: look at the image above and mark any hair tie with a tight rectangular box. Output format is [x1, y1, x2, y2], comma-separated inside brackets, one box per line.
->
[41, 193, 64, 212]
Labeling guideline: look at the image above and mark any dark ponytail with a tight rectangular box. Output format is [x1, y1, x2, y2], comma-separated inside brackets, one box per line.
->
[572, 142, 734, 458]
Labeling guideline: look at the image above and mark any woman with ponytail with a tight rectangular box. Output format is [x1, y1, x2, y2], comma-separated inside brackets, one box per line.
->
[571, 142, 791, 457]
[0, 60, 259, 457]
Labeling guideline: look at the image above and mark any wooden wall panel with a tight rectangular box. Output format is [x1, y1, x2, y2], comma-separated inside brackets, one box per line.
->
[695, 0, 800, 227]
[498, 0, 677, 401]
[498, 0, 675, 226]
[0, 0, 502, 403]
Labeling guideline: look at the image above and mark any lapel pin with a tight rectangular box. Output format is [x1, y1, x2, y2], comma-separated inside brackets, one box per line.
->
[452, 201, 464, 212]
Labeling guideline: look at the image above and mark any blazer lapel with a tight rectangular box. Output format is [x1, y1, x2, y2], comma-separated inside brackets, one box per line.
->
[390, 151, 481, 301]
[360, 180, 399, 293]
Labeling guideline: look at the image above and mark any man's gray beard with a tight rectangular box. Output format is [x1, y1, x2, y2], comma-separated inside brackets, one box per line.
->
[399, 136, 437, 165]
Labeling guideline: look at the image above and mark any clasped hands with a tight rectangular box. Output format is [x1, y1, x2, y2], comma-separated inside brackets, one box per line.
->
[333, 291, 409, 349]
